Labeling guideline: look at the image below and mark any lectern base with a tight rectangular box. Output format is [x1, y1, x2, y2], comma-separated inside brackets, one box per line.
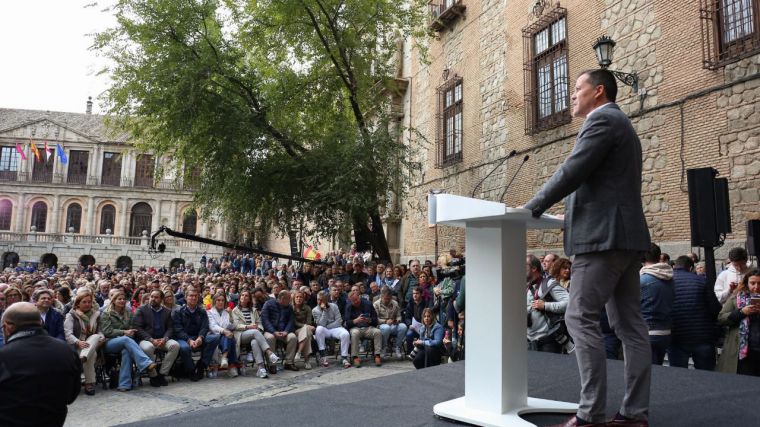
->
[434, 396, 578, 427]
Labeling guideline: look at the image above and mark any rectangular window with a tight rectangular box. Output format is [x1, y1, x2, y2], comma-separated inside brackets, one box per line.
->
[701, 0, 760, 68]
[0, 146, 18, 181]
[102, 152, 122, 186]
[436, 76, 464, 168]
[523, 9, 571, 135]
[134, 154, 155, 188]
[67, 150, 89, 185]
[32, 148, 54, 183]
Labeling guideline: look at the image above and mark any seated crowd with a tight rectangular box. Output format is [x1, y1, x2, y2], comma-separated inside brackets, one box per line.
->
[0, 249, 467, 395]
[526, 245, 760, 377]
[4, 242, 756, 399]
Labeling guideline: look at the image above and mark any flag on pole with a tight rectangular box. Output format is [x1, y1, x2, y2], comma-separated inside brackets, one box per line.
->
[44, 141, 52, 162]
[56, 144, 68, 164]
[30, 141, 41, 162]
[15, 142, 27, 161]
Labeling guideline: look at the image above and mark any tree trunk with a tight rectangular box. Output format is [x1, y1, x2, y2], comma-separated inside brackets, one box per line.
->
[352, 211, 391, 263]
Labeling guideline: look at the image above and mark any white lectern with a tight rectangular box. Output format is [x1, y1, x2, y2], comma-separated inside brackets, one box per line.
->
[428, 194, 577, 427]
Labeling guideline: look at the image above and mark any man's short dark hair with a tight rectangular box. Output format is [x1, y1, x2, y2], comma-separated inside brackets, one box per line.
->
[581, 69, 618, 103]
[674, 255, 694, 271]
[728, 247, 748, 262]
[527, 254, 543, 274]
[643, 243, 661, 264]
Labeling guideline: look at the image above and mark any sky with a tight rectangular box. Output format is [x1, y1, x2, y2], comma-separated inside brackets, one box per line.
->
[0, 1, 116, 115]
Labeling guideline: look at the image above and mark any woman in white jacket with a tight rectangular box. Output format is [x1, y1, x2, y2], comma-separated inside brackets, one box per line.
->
[207, 292, 238, 378]
[231, 290, 279, 378]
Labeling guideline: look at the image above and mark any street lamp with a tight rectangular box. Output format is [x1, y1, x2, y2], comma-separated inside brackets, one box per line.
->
[592, 35, 639, 93]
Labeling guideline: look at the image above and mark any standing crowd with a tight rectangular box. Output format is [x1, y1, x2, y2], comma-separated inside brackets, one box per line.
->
[525, 245, 760, 377]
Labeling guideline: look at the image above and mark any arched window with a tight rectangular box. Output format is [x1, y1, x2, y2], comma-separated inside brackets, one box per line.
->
[0, 200, 12, 230]
[182, 209, 198, 235]
[129, 202, 152, 237]
[65, 203, 82, 233]
[30, 201, 47, 232]
[100, 204, 116, 234]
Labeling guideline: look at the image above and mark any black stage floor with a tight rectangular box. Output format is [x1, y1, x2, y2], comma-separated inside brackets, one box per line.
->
[124, 351, 758, 426]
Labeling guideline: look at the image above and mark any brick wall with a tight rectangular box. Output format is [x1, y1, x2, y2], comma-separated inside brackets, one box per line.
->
[401, 0, 760, 262]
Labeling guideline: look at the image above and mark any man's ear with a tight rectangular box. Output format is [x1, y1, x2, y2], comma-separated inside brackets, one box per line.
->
[594, 84, 606, 101]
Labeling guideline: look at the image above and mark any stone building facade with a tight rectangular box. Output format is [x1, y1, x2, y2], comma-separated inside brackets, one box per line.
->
[0, 105, 225, 270]
[399, 0, 760, 262]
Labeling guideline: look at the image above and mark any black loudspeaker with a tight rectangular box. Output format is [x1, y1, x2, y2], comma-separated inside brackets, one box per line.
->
[748, 220, 760, 257]
[687, 167, 731, 247]
[713, 177, 732, 235]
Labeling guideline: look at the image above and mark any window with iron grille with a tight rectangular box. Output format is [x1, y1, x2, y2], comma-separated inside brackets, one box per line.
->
[523, 8, 570, 135]
[66, 203, 82, 233]
[701, 0, 760, 68]
[129, 202, 152, 237]
[0, 147, 18, 181]
[100, 204, 115, 234]
[435, 76, 464, 168]
[0, 200, 12, 230]
[134, 154, 155, 188]
[31, 201, 47, 232]
[183, 209, 198, 235]
[67, 150, 89, 185]
[32, 149, 54, 183]
[102, 152, 122, 186]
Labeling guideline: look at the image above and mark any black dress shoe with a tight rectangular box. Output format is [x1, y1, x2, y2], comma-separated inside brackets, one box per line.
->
[283, 363, 300, 371]
[549, 415, 608, 427]
[157, 374, 169, 386]
[150, 376, 161, 387]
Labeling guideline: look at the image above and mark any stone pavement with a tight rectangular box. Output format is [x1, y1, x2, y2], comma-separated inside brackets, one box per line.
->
[65, 358, 415, 427]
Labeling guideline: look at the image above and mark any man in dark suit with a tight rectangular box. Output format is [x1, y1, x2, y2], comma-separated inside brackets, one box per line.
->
[0, 302, 82, 427]
[33, 289, 65, 341]
[134, 289, 180, 386]
[525, 69, 651, 427]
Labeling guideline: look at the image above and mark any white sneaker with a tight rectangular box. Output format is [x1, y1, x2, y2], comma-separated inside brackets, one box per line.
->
[246, 352, 254, 363]
[220, 357, 229, 369]
[239, 366, 247, 376]
[394, 348, 402, 360]
[227, 367, 238, 378]
[268, 352, 280, 364]
[257, 367, 268, 378]
[304, 361, 312, 370]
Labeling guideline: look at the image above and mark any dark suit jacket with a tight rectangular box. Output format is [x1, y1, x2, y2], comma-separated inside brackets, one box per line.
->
[525, 104, 650, 255]
[42, 309, 65, 341]
[134, 304, 174, 342]
[0, 328, 82, 427]
[172, 305, 210, 341]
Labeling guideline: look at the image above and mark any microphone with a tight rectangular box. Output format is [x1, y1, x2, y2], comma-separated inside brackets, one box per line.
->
[500, 155, 530, 202]
[471, 150, 517, 198]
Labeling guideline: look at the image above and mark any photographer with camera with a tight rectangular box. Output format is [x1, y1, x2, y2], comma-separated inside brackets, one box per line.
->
[526, 255, 569, 354]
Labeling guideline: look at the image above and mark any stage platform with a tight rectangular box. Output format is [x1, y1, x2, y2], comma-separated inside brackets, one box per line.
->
[124, 351, 757, 426]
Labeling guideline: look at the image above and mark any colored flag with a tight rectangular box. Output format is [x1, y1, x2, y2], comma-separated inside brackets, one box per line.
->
[15, 143, 27, 161]
[30, 141, 41, 162]
[44, 141, 52, 162]
[56, 144, 68, 164]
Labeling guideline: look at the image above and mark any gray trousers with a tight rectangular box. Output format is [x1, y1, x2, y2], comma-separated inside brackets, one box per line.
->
[567, 250, 651, 423]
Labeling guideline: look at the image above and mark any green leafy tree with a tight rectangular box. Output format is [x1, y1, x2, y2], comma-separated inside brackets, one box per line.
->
[93, 0, 429, 260]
